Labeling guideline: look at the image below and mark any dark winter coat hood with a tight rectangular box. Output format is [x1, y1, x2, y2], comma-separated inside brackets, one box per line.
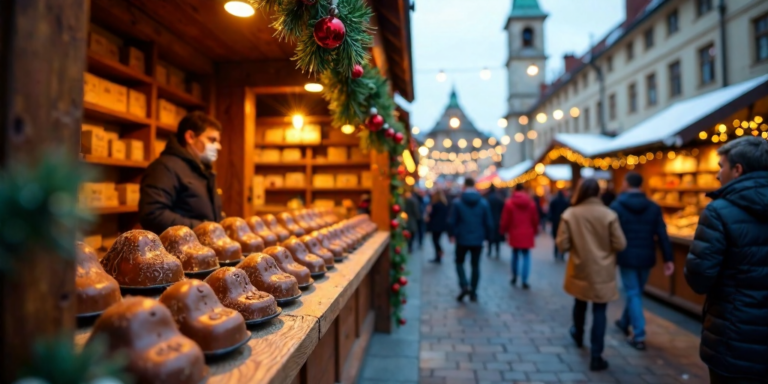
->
[460, 188, 482, 206]
[616, 191, 653, 214]
[609, 192, 672, 269]
[709, 171, 768, 221]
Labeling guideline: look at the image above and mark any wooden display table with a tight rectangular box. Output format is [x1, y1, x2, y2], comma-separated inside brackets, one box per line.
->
[76, 231, 391, 384]
[643, 234, 704, 315]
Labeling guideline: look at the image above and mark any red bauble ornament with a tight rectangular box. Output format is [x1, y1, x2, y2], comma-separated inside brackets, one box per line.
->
[398, 318, 407, 326]
[401, 298, 407, 304]
[366, 114, 385, 132]
[392, 204, 401, 214]
[397, 167, 406, 176]
[398, 276, 408, 286]
[394, 246, 401, 255]
[403, 230, 412, 239]
[391, 283, 401, 293]
[394, 132, 404, 144]
[390, 219, 399, 228]
[313, 14, 346, 49]
[351, 64, 364, 79]
[384, 127, 395, 138]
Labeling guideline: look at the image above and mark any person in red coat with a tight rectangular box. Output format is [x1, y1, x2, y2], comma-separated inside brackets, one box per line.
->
[499, 184, 540, 289]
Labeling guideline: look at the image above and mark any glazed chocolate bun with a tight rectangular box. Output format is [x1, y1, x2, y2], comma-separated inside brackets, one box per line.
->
[281, 237, 326, 274]
[193, 222, 243, 263]
[100, 230, 184, 287]
[87, 296, 206, 384]
[261, 214, 291, 242]
[310, 230, 344, 259]
[75, 242, 121, 314]
[292, 210, 315, 233]
[160, 226, 219, 272]
[159, 279, 248, 352]
[220, 217, 265, 255]
[203, 267, 278, 321]
[277, 212, 305, 237]
[236, 253, 300, 299]
[299, 235, 334, 267]
[246, 216, 279, 247]
[263, 246, 312, 286]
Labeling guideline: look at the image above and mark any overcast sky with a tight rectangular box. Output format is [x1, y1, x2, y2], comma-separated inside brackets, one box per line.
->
[408, 0, 624, 138]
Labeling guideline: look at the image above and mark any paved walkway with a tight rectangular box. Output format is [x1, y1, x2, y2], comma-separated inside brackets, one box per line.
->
[361, 233, 708, 384]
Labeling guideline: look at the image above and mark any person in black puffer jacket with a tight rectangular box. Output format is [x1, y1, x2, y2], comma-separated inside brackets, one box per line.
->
[685, 137, 768, 383]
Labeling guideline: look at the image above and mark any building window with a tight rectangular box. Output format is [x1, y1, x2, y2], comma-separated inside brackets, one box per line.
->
[607, 55, 613, 72]
[584, 107, 590, 131]
[669, 61, 682, 97]
[608, 93, 616, 121]
[668, 9, 679, 35]
[756, 14, 768, 63]
[644, 28, 654, 49]
[583, 73, 588, 89]
[628, 83, 638, 113]
[647, 73, 658, 107]
[522, 27, 534, 47]
[697, 0, 713, 16]
[597, 101, 603, 127]
[699, 44, 716, 85]
[573, 81, 578, 96]
[627, 41, 634, 61]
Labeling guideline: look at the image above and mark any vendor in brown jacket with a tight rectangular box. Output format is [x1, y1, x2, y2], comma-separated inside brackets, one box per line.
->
[556, 178, 626, 372]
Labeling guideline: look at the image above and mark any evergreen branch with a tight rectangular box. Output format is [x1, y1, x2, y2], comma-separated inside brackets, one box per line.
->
[334, 0, 375, 75]
[254, 0, 285, 12]
[271, 0, 320, 43]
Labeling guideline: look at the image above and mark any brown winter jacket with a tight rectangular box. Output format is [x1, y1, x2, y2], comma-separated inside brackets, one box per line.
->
[556, 197, 627, 303]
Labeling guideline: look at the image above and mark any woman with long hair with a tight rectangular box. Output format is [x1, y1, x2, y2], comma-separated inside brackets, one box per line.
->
[556, 178, 626, 372]
[427, 189, 450, 263]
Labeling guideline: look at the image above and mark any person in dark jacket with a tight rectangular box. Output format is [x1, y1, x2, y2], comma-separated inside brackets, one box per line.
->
[610, 172, 674, 351]
[139, 111, 223, 234]
[685, 137, 768, 383]
[601, 182, 617, 206]
[427, 189, 450, 263]
[548, 189, 570, 261]
[448, 178, 493, 302]
[485, 185, 505, 258]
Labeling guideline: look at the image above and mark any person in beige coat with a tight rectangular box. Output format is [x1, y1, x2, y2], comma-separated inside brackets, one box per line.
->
[556, 178, 627, 372]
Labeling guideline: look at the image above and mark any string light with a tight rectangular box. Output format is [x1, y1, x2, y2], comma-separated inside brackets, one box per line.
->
[733, 119, 741, 127]
[458, 139, 467, 148]
[292, 114, 304, 130]
[718, 124, 727, 133]
[736, 128, 744, 136]
[497, 118, 508, 128]
[480, 68, 492, 80]
[527, 130, 538, 140]
[471, 138, 481, 148]
[741, 121, 749, 129]
[304, 83, 323, 92]
[443, 138, 453, 148]
[570, 107, 580, 118]
[436, 70, 447, 82]
[515, 133, 525, 142]
[553, 109, 564, 120]
[534, 163, 545, 174]
[519, 115, 529, 125]
[449, 117, 461, 128]
[536, 113, 547, 123]
[412, 126, 420, 135]
[501, 135, 511, 145]
[489, 137, 497, 145]
[425, 138, 435, 148]
[418, 146, 429, 156]
[341, 124, 355, 135]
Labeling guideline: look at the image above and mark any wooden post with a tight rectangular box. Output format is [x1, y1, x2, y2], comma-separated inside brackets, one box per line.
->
[372, 246, 392, 333]
[215, 86, 255, 219]
[370, 150, 391, 230]
[0, 0, 88, 381]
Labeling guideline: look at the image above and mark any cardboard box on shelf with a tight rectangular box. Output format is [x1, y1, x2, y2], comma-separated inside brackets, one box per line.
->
[155, 64, 168, 85]
[121, 139, 145, 162]
[103, 130, 119, 143]
[155, 139, 168, 158]
[100, 79, 127, 112]
[168, 68, 186, 91]
[284, 128, 302, 144]
[281, 148, 302, 162]
[260, 149, 281, 163]
[84, 72, 101, 104]
[336, 174, 359, 187]
[83, 234, 103, 250]
[127, 89, 147, 118]
[285, 173, 305, 188]
[252, 176, 266, 206]
[313, 199, 335, 209]
[89, 32, 119, 62]
[328, 146, 348, 162]
[264, 128, 284, 144]
[122, 46, 145, 74]
[158, 99, 176, 125]
[361, 171, 373, 188]
[103, 188, 119, 207]
[312, 174, 335, 188]
[302, 124, 321, 144]
[350, 147, 367, 161]
[189, 82, 203, 100]
[116, 183, 140, 206]
[81, 128, 108, 157]
[109, 139, 126, 160]
[80, 182, 106, 208]
[265, 175, 285, 188]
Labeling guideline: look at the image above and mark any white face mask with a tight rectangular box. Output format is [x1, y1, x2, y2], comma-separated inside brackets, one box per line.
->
[200, 142, 220, 164]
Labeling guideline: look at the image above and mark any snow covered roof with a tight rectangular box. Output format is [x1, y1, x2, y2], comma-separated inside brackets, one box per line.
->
[544, 164, 572, 181]
[553, 74, 768, 157]
[498, 160, 533, 182]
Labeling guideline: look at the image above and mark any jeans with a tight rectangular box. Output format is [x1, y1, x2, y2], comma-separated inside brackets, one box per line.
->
[618, 267, 651, 341]
[511, 248, 531, 283]
[573, 299, 608, 358]
[431, 231, 444, 259]
[455, 245, 482, 291]
[710, 369, 768, 384]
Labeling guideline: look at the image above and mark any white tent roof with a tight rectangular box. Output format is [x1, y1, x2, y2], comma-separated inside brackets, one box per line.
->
[544, 164, 572, 181]
[497, 160, 533, 182]
[554, 74, 768, 157]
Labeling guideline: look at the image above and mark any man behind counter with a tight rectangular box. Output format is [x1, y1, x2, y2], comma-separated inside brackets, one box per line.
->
[139, 111, 223, 234]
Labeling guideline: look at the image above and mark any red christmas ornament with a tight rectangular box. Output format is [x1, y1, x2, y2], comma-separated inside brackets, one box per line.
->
[398, 276, 408, 286]
[313, 11, 346, 49]
[390, 219, 399, 228]
[398, 318, 407, 326]
[366, 114, 385, 132]
[403, 230, 412, 239]
[391, 283, 401, 293]
[397, 167, 406, 176]
[394, 246, 401, 255]
[401, 297, 407, 304]
[392, 204, 401, 214]
[351, 64, 364, 79]
[384, 127, 395, 138]
[394, 132, 404, 144]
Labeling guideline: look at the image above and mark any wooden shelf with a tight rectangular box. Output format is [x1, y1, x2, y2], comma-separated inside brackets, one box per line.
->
[81, 155, 149, 168]
[255, 140, 361, 148]
[649, 186, 718, 193]
[253, 205, 291, 214]
[312, 160, 370, 167]
[86, 52, 153, 85]
[312, 187, 370, 192]
[90, 205, 139, 215]
[83, 101, 152, 126]
[157, 83, 205, 108]
[265, 187, 308, 192]
[254, 161, 308, 166]
[156, 121, 178, 133]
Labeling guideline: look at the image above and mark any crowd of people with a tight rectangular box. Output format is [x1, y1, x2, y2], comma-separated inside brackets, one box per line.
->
[406, 136, 768, 382]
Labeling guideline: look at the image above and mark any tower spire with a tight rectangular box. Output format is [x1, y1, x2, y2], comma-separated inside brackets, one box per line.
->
[448, 86, 459, 108]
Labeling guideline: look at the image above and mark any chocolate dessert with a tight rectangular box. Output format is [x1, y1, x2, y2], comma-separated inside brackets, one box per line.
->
[203, 267, 279, 321]
[220, 217, 265, 255]
[299, 235, 334, 267]
[320, 227, 352, 253]
[310, 230, 344, 259]
[160, 226, 219, 273]
[236, 253, 300, 300]
[246, 216, 279, 247]
[193, 222, 243, 263]
[100, 230, 185, 287]
[159, 279, 249, 352]
[263, 246, 312, 286]
[87, 296, 206, 384]
[75, 242, 121, 315]
[307, 209, 329, 228]
[281, 238, 327, 274]
[277, 212, 306, 237]
[261, 214, 292, 242]
[292, 210, 315, 233]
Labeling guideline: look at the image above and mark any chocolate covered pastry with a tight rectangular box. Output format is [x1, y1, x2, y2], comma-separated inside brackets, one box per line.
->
[282, 238, 326, 274]
[310, 230, 344, 259]
[100, 230, 184, 287]
[87, 296, 206, 384]
[246, 216, 279, 247]
[261, 214, 292, 242]
[220, 217, 265, 255]
[75, 242, 121, 315]
[299, 235, 334, 267]
[160, 226, 219, 272]
[193, 222, 242, 263]
[292, 210, 315, 233]
[159, 279, 248, 352]
[320, 227, 352, 253]
[263, 246, 312, 286]
[277, 212, 305, 237]
[204, 267, 278, 320]
[236, 253, 300, 299]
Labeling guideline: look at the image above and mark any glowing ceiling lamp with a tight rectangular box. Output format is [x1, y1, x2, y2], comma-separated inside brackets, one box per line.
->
[224, 0, 255, 17]
[292, 114, 304, 130]
[341, 124, 355, 135]
[304, 83, 324, 92]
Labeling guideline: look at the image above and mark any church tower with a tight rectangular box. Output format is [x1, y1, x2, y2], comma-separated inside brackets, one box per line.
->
[504, 0, 547, 166]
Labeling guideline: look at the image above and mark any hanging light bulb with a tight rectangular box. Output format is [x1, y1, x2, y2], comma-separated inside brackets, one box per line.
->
[412, 126, 420, 135]
[519, 115, 529, 125]
[480, 68, 492, 80]
[473, 138, 482, 148]
[570, 107, 580, 118]
[553, 110, 564, 120]
[341, 124, 355, 135]
[418, 146, 429, 156]
[436, 70, 447, 82]
[536, 113, 547, 123]
[443, 138, 452, 148]
[514, 133, 525, 142]
[488, 137, 497, 146]
[497, 118, 508, 128]
[304, 83, 323, 92]
[224, 0, 255, 17]
[501, 135, 511, 145]
[527, 64, 539, 76]
[527, 130, 538, 140]
[292, 114, 304, 130]
[458, 139, 467, 148]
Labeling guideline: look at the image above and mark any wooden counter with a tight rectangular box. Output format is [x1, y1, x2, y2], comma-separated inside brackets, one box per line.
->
[76, 231, 391, 384]
[644, 233, 704, 315]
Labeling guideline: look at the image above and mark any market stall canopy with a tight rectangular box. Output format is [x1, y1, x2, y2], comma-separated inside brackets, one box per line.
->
[498, 160, 533, 182]
[552, 74, 768, 158]
[543, 164, 571, 181]
[476, 171, 498, 185]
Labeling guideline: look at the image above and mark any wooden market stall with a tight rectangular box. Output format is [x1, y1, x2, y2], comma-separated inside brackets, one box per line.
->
[0, 0, 413, 382]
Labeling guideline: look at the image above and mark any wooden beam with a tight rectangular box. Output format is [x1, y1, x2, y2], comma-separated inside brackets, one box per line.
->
[0, 0, 88, 381]
[218, 61, 314, 89]
[216, 86, 255, 219]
